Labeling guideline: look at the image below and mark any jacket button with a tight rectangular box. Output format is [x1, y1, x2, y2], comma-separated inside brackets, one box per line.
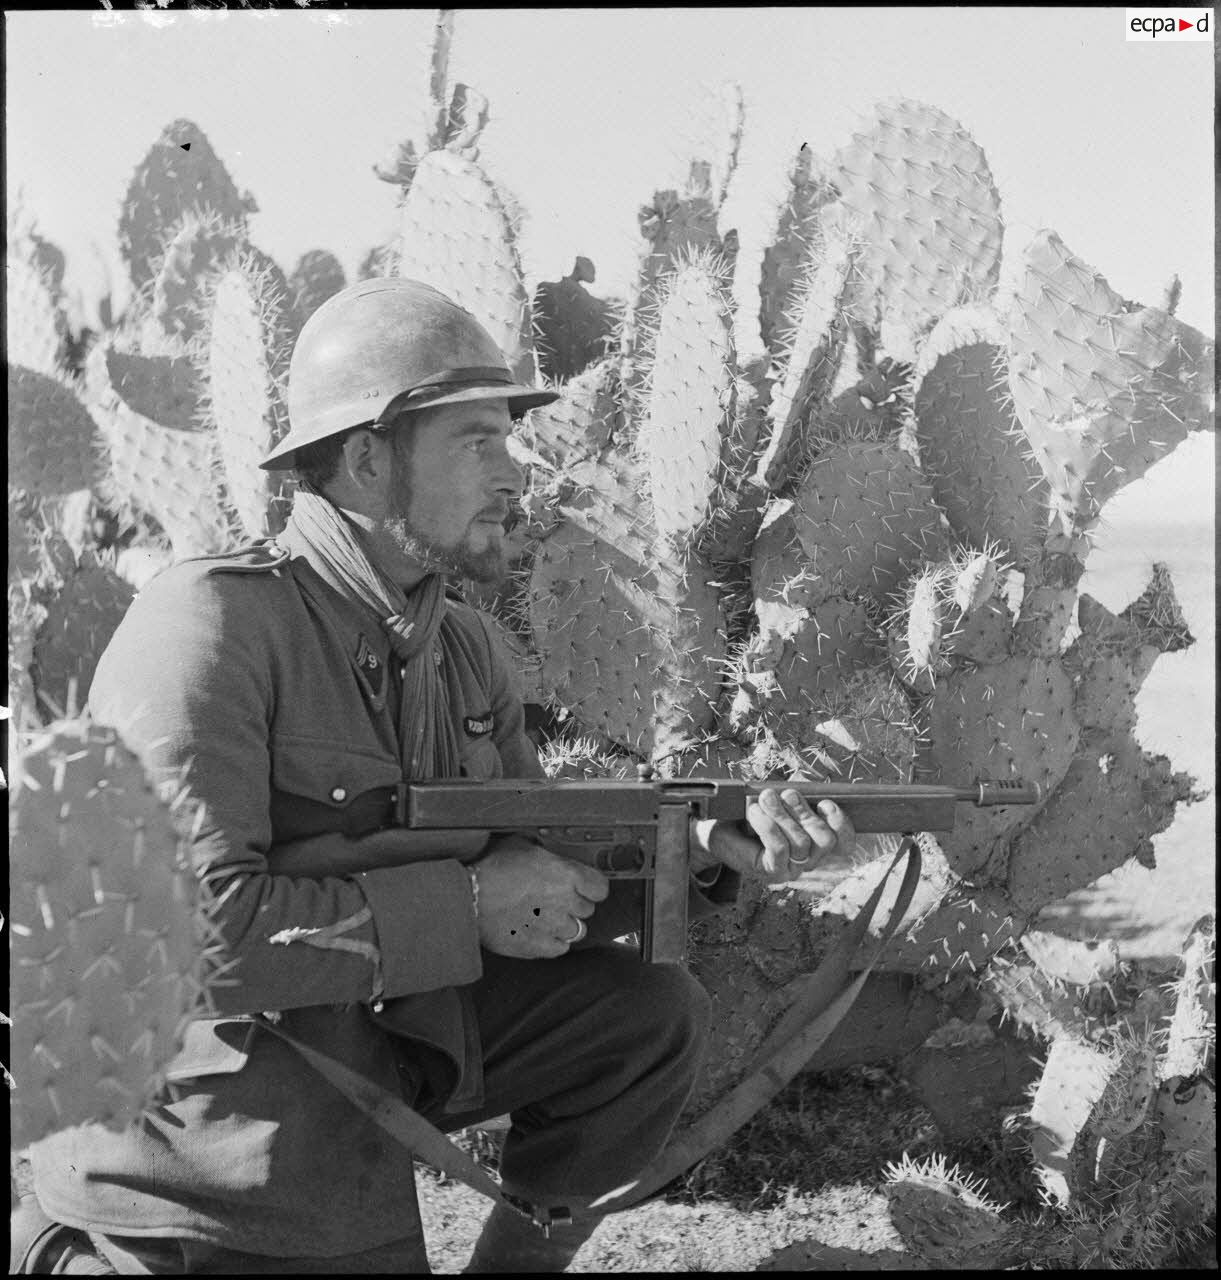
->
[331, 786, 348, 803]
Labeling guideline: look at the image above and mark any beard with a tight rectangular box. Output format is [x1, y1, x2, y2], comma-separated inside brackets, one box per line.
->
[380, 512, 509, 585]
[381, 443, 509, 584]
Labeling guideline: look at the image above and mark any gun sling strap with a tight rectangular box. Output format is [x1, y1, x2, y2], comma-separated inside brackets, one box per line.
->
[255, 836, 922, 1228]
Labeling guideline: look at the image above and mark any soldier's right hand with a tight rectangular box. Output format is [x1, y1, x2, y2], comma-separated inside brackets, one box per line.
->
[471, 837, 609, 959]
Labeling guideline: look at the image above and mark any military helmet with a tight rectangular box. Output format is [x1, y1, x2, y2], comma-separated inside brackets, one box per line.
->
[260, 277, 558, 471]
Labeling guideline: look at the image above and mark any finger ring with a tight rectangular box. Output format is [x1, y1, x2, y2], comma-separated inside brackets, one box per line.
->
[788, 852, 814, 867]
[562, 918, 587, 945]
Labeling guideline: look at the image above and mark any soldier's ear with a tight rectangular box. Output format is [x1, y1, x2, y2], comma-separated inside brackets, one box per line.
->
[340, 426, 395, 495]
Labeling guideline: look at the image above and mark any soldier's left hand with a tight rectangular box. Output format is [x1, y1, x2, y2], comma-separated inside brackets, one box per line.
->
[693, 789, 855, 884]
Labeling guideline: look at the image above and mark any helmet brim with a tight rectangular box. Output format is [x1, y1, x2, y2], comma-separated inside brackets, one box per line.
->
[259, 381, 560, 471]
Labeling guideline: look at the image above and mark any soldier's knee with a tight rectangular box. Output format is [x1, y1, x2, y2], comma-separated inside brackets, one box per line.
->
[616, 959, 712, 1052]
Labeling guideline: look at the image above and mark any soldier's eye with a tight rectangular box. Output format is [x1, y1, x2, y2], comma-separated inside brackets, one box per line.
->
[882, 392, 897, 405]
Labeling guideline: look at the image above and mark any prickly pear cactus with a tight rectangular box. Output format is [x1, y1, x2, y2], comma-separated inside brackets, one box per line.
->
[6, 228, 69, 377]
[117, 118, 256, 294]
[9, 364, 104, 500]
[829, 98, 1004, 361]
[8, 713, 215, 1148]
[84, 337, 235, 558]
[882, 1152, 1017, 1267]
[29, 552, 136, 717]
[197, 251, 296, 540]
[1007, 230, 1213, 541]
[531, 257, 619, 384]
[393, 148, 535, 385]
[288, 249, 347, 324]
[492, 96, 1213, 1173]
[757, 143, 840, 356]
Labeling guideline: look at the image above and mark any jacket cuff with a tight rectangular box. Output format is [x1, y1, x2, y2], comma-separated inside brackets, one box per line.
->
[356, 860, 483, 996]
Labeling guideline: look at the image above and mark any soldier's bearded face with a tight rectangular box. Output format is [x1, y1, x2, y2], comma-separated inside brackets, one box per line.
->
[379, 401, 518, 585]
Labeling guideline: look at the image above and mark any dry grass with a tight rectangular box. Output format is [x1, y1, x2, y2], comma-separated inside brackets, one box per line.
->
[415, 1061, 1216, 1271]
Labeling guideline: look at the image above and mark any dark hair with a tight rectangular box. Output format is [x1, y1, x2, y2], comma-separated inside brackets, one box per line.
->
[291, 416, 415, 493]
[292, 430, 353, 491]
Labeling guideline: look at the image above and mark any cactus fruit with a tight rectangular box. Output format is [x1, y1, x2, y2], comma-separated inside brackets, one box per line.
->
[952, 549, 1001, 616]
[893, 566, 949, 688]
[393, 149, 535, 385]
[118, 118, 256, 294]
[8, 713, 215, 1148]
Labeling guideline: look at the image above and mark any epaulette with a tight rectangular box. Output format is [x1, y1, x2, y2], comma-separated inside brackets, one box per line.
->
[195, 540, 292, 575]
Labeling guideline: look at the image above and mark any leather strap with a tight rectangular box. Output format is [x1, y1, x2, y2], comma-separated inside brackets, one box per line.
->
[258, 836, 921, 1225]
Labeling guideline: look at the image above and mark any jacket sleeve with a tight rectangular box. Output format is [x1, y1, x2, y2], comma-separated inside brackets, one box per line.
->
[88, 568, 482, 1018]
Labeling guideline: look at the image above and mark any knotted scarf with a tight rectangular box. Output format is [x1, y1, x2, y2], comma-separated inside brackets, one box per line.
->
[283, 482, 461, 780]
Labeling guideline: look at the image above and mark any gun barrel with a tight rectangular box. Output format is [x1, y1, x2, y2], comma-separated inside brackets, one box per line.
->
[403, 777, 1043, 835]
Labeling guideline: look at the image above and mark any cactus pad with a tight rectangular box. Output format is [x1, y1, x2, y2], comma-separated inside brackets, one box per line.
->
[8, 715, 213, 1147]
[830, 99, 1003, 348]
[118, 118, 255, 293]
[924, 656, 1078, 877]
[785, 439, 946, 602]
[527, 518, 726, 761]
[635, 257, 735, 548]
[1007, 230, 1213, 535]
[394, 149, 535, 385]
[913, 310, 1048, 566]
[9, 365, 104, 499]
[198, 256, 295, 539]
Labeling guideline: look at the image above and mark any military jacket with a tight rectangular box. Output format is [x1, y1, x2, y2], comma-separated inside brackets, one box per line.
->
[28, 537, 738, 1257]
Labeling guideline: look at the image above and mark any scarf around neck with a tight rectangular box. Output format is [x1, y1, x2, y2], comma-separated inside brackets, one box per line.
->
[284, 482, 461, 779]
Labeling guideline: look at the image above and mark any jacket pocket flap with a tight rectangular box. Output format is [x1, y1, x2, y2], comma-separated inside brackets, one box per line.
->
[271, 734, 400, 805]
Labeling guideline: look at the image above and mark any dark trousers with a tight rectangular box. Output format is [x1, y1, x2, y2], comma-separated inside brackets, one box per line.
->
[12, 944, 711, 1274]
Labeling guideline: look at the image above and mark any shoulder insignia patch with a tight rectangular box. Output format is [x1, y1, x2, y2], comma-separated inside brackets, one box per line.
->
[463, 713, 493, 738]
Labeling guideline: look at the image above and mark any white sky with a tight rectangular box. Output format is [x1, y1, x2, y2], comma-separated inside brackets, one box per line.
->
[5, 7, 1216, 336]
